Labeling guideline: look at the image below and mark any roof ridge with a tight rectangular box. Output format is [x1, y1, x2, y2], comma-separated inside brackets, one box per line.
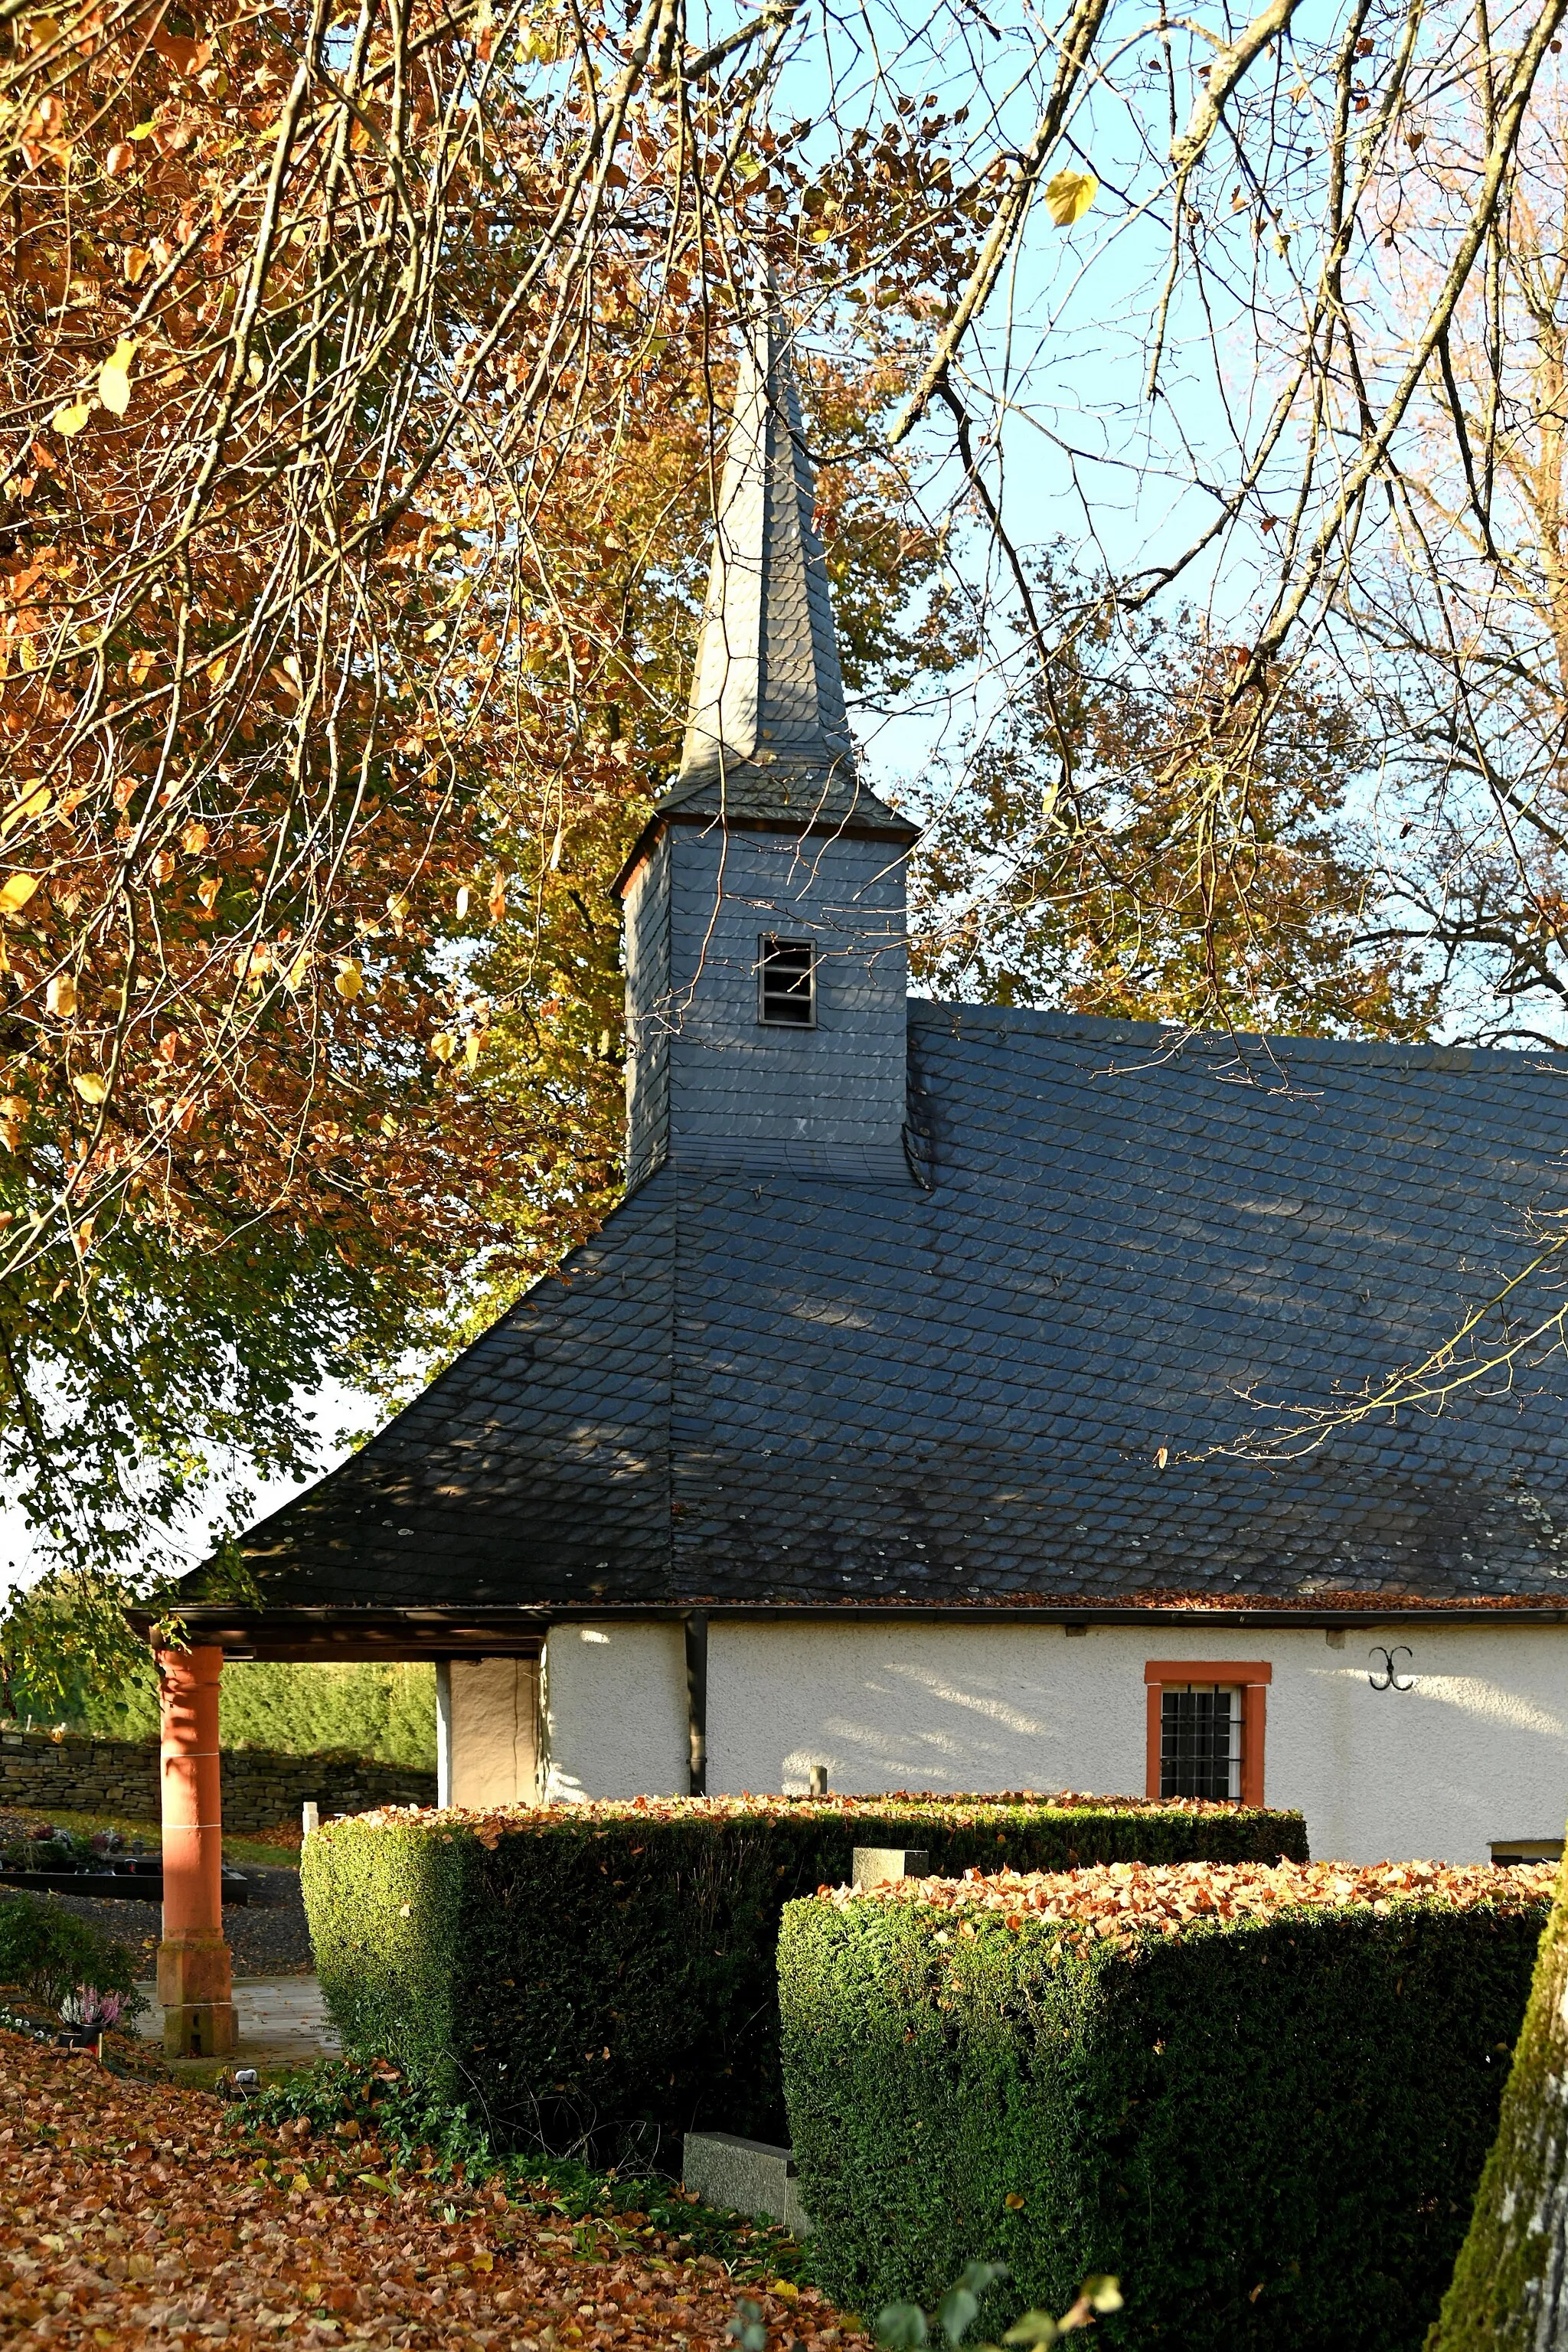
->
[906, 998, 1568, 1073]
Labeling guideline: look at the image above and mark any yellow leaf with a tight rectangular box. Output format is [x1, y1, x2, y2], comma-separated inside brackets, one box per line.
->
[2, 783, 50, 835]
[97, 338, 137, 416]
[464, 1031, 482, 1070]
[0, 872, 39, 913]
[180, 820, 209, 854]
[335, 959, 364, 1000]
[52, 400, 93, 436]
[206, 653, 227, 685]
[31, 15, 60, 47]
[73, 1072, 108, 1104]
[129, 648, 155, 686]
[284, 949, 312, 991]
[472, 2252, 494, 2274]
[430, 1031, 456, 1063]
[46, 974, 77, 1016]
[456, 884, 471, 920]
[1044, 167, 1097, 227]
[387, 890, 410, 923]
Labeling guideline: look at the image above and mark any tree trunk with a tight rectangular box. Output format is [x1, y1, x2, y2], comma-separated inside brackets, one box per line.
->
[1431, 1857, 1568, 2348]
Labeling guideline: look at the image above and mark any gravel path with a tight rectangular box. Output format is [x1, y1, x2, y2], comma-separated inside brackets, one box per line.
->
[0, 1864, 314, 1975]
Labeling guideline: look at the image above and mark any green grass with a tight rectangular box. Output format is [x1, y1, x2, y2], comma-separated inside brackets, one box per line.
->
[2, 1806, 299, 1873]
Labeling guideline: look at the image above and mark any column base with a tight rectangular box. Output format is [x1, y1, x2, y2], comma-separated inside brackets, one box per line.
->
[158, 1932, 235, 2056]
[162, 2000, 238, 2059]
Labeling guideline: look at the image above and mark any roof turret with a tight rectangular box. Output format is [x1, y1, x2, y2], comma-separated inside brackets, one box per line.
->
[660, 305, 912, 836]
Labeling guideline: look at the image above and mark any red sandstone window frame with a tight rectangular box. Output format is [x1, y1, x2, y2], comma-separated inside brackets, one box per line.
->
[1144, 1660, 1272, 1808]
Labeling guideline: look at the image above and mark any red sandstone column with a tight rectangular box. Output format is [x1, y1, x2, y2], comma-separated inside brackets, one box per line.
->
[155, 1642, 236, 2058]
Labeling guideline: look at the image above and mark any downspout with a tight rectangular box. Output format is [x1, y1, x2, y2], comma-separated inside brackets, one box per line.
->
[684, 1612, 708, 1798]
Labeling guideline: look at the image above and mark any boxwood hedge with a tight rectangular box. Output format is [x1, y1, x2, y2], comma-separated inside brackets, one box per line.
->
[301, 1792, 1306, 2164]
[777, 1861, 1553, 2352]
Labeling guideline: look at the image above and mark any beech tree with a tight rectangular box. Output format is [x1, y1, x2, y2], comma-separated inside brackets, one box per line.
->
[1429, 1870, 1568, 2348]
[5, 0, 1568, 1602]
[911, 591, 1436, 1039]
[0, 0, 978, 1569]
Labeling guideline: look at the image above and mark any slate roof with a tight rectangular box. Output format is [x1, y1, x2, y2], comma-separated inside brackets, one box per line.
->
[655, 305, 911, 840]
[207, 1008, 1568, 1621]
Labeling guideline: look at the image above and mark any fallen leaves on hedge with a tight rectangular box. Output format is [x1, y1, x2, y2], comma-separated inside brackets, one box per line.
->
[342, 1789, 1285, 1857]
[0, 2028, 841, 2352]
[828, 1858, 1559, 1950]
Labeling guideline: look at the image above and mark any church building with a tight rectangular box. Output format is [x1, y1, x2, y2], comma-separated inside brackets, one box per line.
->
[181, 312, 1568, 1867]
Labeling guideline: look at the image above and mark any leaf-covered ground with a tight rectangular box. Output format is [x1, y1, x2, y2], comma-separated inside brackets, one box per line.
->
[0, 2030, 840, 2351]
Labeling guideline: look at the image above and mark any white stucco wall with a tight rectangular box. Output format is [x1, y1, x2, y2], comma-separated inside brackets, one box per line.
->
[675, 1620, 1568, 1864]
[541, 1623, 688, 1803]
[449, 1658, 540, 1808]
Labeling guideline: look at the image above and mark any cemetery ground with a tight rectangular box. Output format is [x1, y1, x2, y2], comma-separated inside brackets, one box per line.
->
[0, 2022, 829, 2352]
[0, 1809, 315, 1983]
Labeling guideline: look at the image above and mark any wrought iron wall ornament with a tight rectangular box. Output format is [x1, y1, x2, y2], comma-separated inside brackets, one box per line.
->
[1368, 1645, 1416, 1692]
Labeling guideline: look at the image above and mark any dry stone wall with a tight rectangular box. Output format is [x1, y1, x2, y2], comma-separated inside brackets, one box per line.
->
[0, 1727, 435, 1828]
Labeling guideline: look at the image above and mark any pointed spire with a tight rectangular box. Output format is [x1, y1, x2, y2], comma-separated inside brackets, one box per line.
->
[662, 304, 910, 834]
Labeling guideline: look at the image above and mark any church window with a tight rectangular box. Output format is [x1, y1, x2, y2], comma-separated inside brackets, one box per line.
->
[758, 936, 815, 1027]
[1144, 1660, 1270, 1805]
[1158, 1685, 1242, 1800]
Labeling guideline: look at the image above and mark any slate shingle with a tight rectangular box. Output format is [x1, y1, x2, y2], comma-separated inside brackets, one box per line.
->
[213, 1006, 1568, 1615]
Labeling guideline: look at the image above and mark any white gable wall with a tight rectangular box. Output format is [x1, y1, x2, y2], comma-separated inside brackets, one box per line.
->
[509, 1618, 1568, 1861]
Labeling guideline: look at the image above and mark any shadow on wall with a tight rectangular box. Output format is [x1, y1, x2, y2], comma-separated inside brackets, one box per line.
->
[714, 1625, 1127, 1797]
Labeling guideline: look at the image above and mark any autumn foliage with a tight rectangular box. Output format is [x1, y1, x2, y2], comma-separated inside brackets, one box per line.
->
[818, 1853, 1558, 1937]
[0, 2024, 835, 2350]
[0, 0, 988, 1572]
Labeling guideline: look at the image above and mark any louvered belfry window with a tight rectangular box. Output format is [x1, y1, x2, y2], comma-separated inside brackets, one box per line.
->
[1159, 1684, 1243, 1801]
[758, 936, 816, 1027]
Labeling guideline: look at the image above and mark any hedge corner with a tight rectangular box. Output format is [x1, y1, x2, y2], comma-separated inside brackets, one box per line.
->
[778, 1859, 1554, 2352]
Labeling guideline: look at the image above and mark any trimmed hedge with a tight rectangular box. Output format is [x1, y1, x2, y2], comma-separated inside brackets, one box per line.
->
[777, 1860, 1554, 2352]
[301, 1792, 1307, 2164]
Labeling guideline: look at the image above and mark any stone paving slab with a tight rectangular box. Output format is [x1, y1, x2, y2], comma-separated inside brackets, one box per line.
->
[133, 1972, 341, 2070]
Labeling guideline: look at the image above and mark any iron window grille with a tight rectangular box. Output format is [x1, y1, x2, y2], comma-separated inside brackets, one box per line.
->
[758, 936, 816, 1027]
[1159, 1684, 1243, 1802]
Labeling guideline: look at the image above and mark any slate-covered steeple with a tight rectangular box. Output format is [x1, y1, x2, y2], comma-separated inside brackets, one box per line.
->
[660, 305, 909, 832]
[617, 302, 917, 1190]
